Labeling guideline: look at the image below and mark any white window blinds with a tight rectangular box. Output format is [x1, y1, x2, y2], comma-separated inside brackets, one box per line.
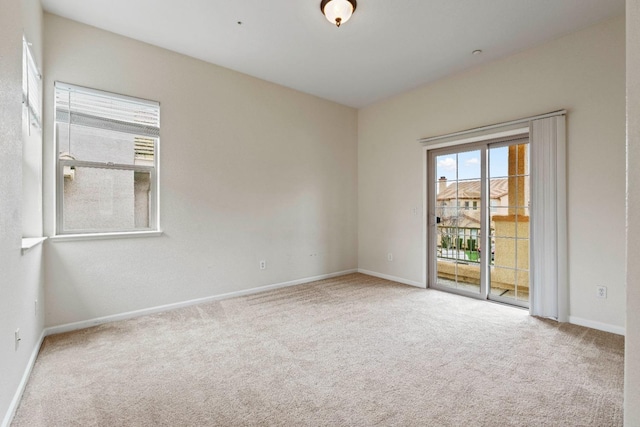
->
[54, 83, 160, 138]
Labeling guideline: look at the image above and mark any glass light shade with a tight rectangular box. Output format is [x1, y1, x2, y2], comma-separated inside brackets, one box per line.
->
[323, 0, 354, 27]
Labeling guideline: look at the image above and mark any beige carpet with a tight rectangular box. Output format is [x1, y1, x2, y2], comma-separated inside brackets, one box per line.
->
[12, 273, 624, 426]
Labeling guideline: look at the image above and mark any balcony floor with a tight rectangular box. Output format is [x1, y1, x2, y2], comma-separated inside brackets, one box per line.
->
[435, 277, 529, 304]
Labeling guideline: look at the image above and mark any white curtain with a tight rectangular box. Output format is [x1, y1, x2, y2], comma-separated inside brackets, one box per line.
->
[529, 115, 568, 321]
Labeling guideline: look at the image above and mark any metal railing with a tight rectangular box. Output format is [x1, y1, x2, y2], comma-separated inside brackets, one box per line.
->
[437, 226, 491, 264]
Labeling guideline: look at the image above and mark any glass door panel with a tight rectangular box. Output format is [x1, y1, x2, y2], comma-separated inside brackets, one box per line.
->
[434, 149, 482, 295]
[488, 143, 530, 307]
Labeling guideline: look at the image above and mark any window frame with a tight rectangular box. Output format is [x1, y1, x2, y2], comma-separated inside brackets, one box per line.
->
[54, 82, 160, 237]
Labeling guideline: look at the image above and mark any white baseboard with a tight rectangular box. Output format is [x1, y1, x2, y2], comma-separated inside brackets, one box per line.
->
[2, 330, 46, 427]
[45, 269, 358, 336]
[358, 269, 426, 288]
[568, 316, 625, 336]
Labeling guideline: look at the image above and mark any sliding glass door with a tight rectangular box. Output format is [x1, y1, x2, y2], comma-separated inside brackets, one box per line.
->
[428, 137, 530, 308]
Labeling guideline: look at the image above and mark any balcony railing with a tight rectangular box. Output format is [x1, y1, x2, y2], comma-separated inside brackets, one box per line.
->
[437, 226, 493, 264]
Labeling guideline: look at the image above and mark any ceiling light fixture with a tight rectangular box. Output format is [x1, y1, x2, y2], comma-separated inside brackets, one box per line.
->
[320, 0, 357, 28]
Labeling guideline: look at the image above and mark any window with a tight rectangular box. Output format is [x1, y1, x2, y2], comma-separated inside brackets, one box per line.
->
[23, 38, 41, 131]
[473, 201, 478, 210]
[22, 37, 43, 239]
[54, 83, 160, 235]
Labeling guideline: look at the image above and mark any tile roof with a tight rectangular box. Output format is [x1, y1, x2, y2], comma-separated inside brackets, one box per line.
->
[437, 178, 509, 201]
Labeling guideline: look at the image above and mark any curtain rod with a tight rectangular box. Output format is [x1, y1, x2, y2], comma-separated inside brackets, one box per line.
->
[417, 109, 566, 144]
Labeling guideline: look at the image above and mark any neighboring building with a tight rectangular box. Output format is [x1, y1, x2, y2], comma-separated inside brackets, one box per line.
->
[436, 177, 509, 229]
[60, 129, 154, 232]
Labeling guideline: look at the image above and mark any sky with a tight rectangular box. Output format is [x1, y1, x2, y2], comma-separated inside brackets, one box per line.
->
[436, 146, 511, 181]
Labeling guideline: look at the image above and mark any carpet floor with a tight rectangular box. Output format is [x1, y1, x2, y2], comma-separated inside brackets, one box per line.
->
[12, 273, 624, 426]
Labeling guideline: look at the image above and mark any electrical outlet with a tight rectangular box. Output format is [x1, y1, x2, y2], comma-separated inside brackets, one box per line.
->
[15, 329, 21, 351]
[387, 253, 393, 262]
[259, 260, 266, 270]
[596, 286, 607, 299]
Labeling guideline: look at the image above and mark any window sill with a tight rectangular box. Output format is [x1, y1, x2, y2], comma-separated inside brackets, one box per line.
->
[49, 230, 163, 242]
[21, 237, 47, 255]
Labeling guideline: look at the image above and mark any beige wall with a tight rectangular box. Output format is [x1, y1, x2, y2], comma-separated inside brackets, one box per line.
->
[0, 0, 45, 424]
[358, 16, 626, 330]
[626, 0, 640, 422]
[42, 14, 358, 327]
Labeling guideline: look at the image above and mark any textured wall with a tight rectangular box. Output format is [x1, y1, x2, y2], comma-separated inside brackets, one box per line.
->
[626, 0, 640, 423]
[0, 0, 45, 424]
[42, 14, 358, 327]
[358, 16, 626, 331]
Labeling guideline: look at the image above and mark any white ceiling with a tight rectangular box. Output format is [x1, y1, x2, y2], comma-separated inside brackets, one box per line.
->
[40, 0, 625, 108]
